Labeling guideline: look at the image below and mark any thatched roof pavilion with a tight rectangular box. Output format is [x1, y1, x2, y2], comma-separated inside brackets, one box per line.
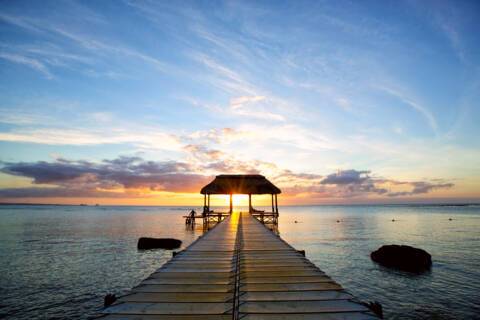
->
[200, 175, 281, 220]
[201, 174, 281, 195]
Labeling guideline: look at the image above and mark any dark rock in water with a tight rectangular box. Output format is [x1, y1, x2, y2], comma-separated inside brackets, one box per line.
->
[371, 244, 432, 273]
[137, 237, 182, 250]
[104, 293, 116, 307]
[361, 301, 383, 318]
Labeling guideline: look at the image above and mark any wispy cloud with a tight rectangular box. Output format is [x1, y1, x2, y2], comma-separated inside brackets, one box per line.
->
[0, 52, 53, 79]
[406, 0, 469, 63]
[190, 52, 257, 96]
[229, 96, 285, 121]
[0, 13, 43, 33]
[0, 110, 51, 125]
[376, 86, 438, 133]
[0, 128, 183, 151]
[437, 18, 464, 63]
[186, 127, 246, 144]
[184, 52, 300, 121]
[44, 25, 170, 72]
[386, 181, 454, 197]
[0, 12, 170, 78]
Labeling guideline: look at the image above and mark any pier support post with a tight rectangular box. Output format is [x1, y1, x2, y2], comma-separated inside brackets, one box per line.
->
[248, 194, 252, 213]
[275, 194, 278, 214]
[203, 194, 206, 212]
[230, 193, 233, 214]
[271, 194, 274, 213]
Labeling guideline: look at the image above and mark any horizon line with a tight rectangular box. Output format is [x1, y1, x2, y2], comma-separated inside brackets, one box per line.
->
[1, 202, 479, 207]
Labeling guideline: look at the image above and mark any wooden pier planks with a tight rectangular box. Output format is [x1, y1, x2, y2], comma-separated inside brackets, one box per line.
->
[100, 212, 378, 319]
[237, 213, 376, 319]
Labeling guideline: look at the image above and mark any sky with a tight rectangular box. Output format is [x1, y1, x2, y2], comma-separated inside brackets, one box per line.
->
[0, 0, 479, 206]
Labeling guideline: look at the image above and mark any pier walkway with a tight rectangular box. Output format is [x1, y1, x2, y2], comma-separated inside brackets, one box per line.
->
[100, 212, 378, 319]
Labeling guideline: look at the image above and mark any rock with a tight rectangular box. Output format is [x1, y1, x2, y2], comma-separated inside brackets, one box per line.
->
[371, 244, 432, 273]
[137, 237, 182, 250]
[361, 301, 383, 318]
[104, 293, 116, 307]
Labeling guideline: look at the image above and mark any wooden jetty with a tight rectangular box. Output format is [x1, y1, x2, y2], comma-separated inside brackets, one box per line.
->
[100, 175, 379, 319]
[100, 211, 378, 319]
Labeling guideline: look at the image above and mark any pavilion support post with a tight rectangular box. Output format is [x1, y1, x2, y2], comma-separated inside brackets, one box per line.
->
[275, 194, 279, 214]
[248, 194, 252, 213]
[229, 194, 233, 214]
[203, 193, 207, 225]
[207, 194, 210, 212]
[271, 194, 274, 213]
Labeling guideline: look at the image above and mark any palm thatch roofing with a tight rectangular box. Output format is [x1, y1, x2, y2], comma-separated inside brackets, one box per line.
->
[200, 174, 281, 195]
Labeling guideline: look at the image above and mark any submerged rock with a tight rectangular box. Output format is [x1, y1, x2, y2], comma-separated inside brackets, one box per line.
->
[371, 244, 432, 273]
[137, 237, 182, 250]
[104, 293, 116, 307]
[361, 301, 383, 319]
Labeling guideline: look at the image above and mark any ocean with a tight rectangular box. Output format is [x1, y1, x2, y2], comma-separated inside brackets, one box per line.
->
[0, 204, 479, 319]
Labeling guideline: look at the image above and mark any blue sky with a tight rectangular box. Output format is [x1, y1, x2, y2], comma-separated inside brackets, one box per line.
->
[0, 0, 479, 204]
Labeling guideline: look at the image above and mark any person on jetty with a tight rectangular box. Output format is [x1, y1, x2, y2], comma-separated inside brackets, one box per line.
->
[185, 209, 196, 225]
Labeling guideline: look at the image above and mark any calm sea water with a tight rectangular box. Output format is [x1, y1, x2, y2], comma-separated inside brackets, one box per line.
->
[0, 205, 479, 319]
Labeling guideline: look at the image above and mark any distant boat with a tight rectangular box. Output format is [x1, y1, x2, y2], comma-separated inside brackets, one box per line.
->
[80, 204, 88, 206]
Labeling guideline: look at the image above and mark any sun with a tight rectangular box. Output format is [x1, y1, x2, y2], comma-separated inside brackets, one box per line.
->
[213, 194, 249, 207]
[232, 194, 248, 206]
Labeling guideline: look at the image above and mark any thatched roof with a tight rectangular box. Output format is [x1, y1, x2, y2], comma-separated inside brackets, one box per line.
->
[200, 174, 281, 195]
